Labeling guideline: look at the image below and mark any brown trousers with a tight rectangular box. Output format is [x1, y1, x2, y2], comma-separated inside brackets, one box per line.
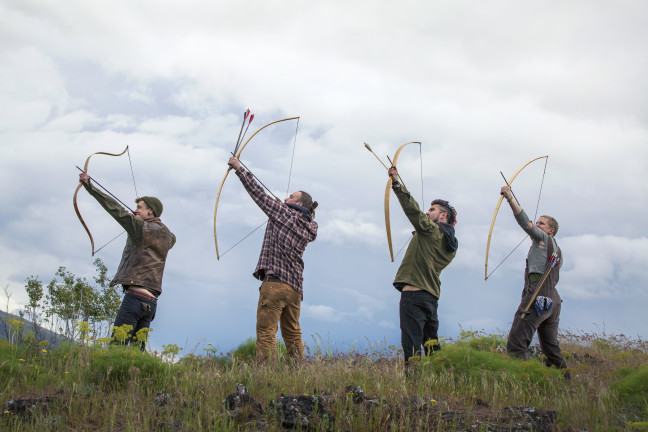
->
[256, 281, 304, 361]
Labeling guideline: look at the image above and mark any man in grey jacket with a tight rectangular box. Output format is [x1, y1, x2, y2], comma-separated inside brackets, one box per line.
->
[501, 185, 567, 371]
[79, 173, 175, 350]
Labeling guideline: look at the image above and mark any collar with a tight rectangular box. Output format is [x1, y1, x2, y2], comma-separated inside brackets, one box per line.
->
[286, 203, 312, 221]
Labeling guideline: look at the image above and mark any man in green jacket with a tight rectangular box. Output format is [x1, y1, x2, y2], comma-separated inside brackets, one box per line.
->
[387, 166, 458, 374]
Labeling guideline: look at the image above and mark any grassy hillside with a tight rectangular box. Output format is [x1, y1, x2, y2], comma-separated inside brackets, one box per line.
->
[1, 330, 647, 431]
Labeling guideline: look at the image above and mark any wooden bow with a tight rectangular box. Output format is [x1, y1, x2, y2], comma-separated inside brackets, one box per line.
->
[384, 141, 422, 262]
[213, 116, 300, 259]
[484, 155, 548, 280]
[73, 146, 131, 256]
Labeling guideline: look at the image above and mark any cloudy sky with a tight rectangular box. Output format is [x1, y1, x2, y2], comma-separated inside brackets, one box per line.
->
[1, 0, 647, 355]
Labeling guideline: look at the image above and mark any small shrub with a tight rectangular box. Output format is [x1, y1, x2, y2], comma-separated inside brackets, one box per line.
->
[111, 324, 134, 345]
[455, 330, 506, 352]
[422, 344, 563, 391]
[612, 362, 648, 417]
[231, 336, 287, 361]
[85, 346, 173, 389]
[161, 343, 182, 362]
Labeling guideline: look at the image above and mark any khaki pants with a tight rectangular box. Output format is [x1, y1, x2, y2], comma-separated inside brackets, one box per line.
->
[256, 281, 304, 361]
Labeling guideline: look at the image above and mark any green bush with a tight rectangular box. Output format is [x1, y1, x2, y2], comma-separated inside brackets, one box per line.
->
[231, 336, 287, 361]
[455, 330, 506, 352]
[421, 344, 563, 390]
[0, 340, 25, 383]
[0, 339, 51, 388]
[85, 346, 174, 389]
[613, 362, 648, 416]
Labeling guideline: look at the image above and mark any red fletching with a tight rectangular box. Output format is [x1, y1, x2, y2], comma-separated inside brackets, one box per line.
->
[244, 109, 250, 119]
[249, 114, 254, 123]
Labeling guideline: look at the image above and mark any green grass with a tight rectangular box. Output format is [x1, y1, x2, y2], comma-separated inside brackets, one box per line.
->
[1, 331, 647, 431]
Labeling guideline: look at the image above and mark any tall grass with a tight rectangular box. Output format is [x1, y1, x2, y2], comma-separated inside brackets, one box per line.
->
[1, 330, 647, 431]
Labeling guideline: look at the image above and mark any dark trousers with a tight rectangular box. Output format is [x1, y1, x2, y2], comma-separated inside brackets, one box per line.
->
[507, 298, 567, 369]
[111, 292, 157, 351]
[400, 290, 441, 363]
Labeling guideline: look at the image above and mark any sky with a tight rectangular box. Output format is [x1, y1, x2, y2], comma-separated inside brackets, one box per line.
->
[1, 0, 647, 355]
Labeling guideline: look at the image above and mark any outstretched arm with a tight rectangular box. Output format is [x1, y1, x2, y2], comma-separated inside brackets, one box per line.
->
[79, 173, 143, 243]
[389, 166, 435, 233]
[502, 185, 547, 242]
[501, 185, 523, 217]
[228, 156, 285, 221]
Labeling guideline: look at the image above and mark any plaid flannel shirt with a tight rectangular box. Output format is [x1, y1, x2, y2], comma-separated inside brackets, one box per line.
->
[235, 168, 318, 295]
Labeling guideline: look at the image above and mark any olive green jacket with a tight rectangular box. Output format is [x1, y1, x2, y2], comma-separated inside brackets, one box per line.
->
[392, 184, 457, 299]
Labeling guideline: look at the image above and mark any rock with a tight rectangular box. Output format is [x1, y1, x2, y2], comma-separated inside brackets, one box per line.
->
[344, 385, 364, 403]
[154, 391, 172, 407]
[499, 406, 558, 431]
[526, 345, 544, 359]
[224, 384, 263, 416]
[4, 394, 52, 417]
[270, 395, 333, 430]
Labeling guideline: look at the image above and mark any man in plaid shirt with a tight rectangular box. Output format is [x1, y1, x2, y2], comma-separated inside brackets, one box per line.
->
[228, 156, 318, 361]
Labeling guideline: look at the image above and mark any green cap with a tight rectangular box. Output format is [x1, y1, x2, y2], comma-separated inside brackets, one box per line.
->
[139, 196, 163, 217]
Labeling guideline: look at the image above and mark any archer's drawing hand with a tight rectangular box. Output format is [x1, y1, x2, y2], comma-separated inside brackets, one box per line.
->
[228, 157, 242, 171]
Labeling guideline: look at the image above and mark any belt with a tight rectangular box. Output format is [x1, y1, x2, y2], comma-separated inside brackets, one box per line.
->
[126, 289, 158, 303]
[264, 275, 281, 282]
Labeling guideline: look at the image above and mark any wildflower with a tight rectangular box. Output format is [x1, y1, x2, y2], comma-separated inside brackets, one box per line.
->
[41, 348, 47, 353]
[18, 359, 25, 362]
[65, 371, 69, 374]
[430, 399, 437, 403]
[4, 410, 10, 414]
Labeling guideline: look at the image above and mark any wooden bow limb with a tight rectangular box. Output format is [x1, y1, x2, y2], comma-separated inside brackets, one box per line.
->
[384, 141, 421, 262]
[364, 142, 407, 188]
[484, 155, 548, 280]
[73, 146, 130, 256]
[75, 166, 135, 214]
